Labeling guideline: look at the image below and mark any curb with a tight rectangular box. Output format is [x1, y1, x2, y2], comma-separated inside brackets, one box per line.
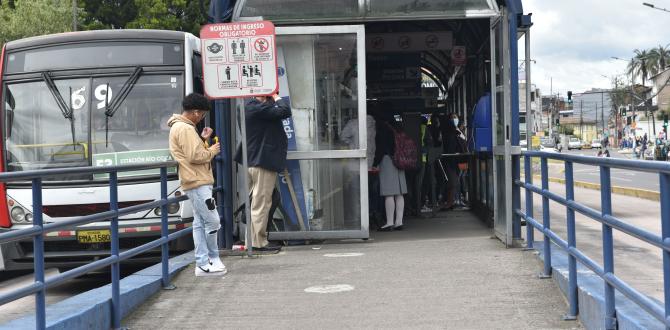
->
[0, 252, 192, 330]
[531, 242, 664, 330]
[531, 175, 660, 201]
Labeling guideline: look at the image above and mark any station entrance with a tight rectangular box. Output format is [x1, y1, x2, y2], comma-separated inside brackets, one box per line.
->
[230, 0, 529, 246]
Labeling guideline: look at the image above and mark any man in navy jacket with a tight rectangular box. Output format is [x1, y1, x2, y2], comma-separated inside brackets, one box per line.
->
[237, 92, 292, 251]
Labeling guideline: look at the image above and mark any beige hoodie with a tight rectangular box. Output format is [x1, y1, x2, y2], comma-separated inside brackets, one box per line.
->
[167, 114, 216, 191]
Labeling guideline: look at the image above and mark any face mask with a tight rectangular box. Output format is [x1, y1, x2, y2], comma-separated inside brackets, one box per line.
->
[452, 118, 459, 127]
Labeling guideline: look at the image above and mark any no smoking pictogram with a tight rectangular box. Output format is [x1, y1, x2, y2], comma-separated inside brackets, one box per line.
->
[254, 38, 269, 52]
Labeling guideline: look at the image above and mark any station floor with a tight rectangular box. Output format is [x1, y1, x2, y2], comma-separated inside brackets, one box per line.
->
[124, 209, 582, 329]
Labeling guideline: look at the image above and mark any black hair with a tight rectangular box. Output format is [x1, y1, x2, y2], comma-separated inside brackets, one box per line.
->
[182, 93, 211, 112]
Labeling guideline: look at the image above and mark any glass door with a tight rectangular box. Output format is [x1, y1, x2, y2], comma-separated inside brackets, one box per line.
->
[262, 25, 368, 240]
[491, 12, 513, 245]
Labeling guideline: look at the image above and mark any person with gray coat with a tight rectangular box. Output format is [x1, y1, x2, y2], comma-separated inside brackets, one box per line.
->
[373, 115, 407, 231]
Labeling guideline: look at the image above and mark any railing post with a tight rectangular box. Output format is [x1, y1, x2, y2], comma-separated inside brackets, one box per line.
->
[160, 167, 176, 290]
[32, 178, 46, 330]
[512, 154, 522, 242]
[109, 172, 121, 330]
[524, 155, 534, 249]
[660, 173, 670, 328]
[600, 166, 616, 329]
[540, 157, 552, 278]
[564, 161, 578, 320]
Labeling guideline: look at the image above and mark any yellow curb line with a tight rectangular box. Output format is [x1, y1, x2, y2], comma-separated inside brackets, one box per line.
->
[529, 175, 660, 202]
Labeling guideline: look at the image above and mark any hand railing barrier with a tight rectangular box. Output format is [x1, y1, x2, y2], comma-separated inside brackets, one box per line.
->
[515, 151, 670, 329]
[0, 162, 191, 330]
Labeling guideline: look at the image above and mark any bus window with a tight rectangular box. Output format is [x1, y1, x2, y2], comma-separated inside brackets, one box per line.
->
[5, 79, 90, 175]
[90, 74, 183, 175]
[192, 53, 204, 95]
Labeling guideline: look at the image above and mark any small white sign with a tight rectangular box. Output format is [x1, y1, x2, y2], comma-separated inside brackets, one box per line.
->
[201, 21, 278, 99]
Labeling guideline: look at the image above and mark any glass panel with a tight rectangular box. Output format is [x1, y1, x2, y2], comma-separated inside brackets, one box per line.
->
[5, 79, 90, 179]
[277, 34, 359, 151]
[240, 0, 359, 20]
[91, 74, 183, 179]
[494, 156, 506, 231]
[269, 158, 362, 232]
[494, 22, 505, 146]
[369, 0, 493, 16]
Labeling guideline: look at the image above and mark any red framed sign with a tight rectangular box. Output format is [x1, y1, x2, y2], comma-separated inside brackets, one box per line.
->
[200, 21, 278, 99]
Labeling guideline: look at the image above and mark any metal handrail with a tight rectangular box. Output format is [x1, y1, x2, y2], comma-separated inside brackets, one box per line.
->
[0, 162, 192, 330]
[515, 151, 670, 329]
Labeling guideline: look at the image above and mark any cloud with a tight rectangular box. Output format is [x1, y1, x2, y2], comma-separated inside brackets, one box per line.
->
[521, 0, 670, 95]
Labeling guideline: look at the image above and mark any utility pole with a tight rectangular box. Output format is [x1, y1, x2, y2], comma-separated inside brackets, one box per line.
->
[72, 0, 77, 31]
[580, 100, 583, 139]
[594, 102, 598, 137]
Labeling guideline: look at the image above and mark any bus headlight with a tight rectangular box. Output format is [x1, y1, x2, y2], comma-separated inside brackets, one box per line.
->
[10, 207, 25, 222]
[25, 213, 33, 222]
[167, 203, 180, 214]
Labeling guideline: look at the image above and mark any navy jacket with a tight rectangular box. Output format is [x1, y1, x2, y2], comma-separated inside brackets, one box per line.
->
[235, 97, 292, 172]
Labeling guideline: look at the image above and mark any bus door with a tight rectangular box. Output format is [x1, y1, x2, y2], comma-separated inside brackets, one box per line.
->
[265, 25, 369, 241]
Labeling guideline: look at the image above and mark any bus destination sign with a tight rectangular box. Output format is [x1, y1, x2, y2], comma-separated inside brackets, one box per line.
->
[200, 21, 278, 99]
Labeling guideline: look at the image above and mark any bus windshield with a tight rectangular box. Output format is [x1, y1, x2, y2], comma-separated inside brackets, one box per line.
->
[4, 73, 183, 181]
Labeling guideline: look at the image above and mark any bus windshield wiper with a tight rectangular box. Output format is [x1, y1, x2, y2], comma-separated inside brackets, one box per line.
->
[104, 66, 143, 147]
[41, 72, 76, 150]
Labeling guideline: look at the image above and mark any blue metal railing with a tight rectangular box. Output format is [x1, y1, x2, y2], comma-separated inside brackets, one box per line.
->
[515, 151, 670, 329]
[0, 162, 192, 330]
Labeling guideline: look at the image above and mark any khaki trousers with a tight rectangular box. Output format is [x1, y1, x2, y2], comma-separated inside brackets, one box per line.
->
[247, 167, 277, 248]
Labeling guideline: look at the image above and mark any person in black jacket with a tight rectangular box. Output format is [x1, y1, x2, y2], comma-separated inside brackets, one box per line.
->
[441, 113, 466, 210]
[237, 92, 292, 251]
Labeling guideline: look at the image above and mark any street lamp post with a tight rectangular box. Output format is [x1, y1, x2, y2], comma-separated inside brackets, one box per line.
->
[643, 2, 670, 13]
[612, 56, 637, 149]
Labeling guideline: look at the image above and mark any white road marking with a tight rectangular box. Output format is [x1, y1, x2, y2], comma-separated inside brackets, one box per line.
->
[323, 253, 364, 258]
[304, 284, 354, 294]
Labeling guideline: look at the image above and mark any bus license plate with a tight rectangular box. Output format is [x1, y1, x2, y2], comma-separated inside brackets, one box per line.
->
[76, 230, 111, 243]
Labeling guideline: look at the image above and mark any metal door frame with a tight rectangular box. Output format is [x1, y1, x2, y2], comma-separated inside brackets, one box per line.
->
[265, 25, 369, 240]
[490, 10, 514, 246]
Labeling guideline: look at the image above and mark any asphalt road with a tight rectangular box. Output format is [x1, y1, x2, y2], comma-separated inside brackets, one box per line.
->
[558, 148, 661, 191]
[0, 266, 145, 324]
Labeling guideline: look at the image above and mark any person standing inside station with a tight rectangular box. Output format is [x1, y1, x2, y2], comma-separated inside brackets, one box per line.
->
[441, 113, 466, 210]
[167, 93, 226, 277]
[238, 92, 291, 251]
[373, 114, 407, 231]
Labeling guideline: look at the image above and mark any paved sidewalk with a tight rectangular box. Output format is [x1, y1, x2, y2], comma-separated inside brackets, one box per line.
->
[124, 212, 581, 329]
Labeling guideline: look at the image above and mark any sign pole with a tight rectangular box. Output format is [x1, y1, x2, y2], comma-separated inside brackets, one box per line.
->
[200, 21, 278, 255]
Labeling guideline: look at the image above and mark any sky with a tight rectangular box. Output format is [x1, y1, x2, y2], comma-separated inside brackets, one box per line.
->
[520, 0, 670, 98]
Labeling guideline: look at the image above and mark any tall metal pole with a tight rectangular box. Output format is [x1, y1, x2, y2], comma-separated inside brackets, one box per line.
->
[525, 29, 532, 149]
[210, 0, 234, 249]
[72, 0, 77, 31]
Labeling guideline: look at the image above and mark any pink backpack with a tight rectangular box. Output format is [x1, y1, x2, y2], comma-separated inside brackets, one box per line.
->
[387, 124, 418, 170]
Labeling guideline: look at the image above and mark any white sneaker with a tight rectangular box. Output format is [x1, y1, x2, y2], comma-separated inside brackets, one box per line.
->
[195, 263, 226, 277]
[209, 257, 227, 273]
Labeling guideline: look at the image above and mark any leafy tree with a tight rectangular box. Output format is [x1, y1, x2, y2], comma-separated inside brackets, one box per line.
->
[127, 0, 207, 35]
[0, 0, 73, 45]
[649, 44, 670, 72]
[79, 0, 138, 30]
[627, 49, 656, 86]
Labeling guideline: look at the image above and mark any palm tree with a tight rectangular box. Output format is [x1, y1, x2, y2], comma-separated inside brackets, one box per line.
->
[627, 49, 655, 86]
[650, 44, 670, 72]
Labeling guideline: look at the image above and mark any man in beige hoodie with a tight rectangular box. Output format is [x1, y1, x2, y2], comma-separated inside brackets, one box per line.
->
[167, 93, 225, 277]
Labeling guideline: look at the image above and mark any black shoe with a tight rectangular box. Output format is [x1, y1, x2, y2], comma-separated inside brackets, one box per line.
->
[393, 225, 404, 231]
[254, 243, 282, 251]
[377, 225, 393, 232]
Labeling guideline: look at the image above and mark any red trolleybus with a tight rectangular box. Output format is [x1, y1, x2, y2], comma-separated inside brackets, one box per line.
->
[0, 30, 204, 270]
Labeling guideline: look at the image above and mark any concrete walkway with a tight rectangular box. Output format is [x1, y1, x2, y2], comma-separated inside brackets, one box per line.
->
[124, 211, 582, 329]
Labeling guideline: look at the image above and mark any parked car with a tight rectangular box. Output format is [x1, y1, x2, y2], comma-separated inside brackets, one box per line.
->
[540, 137, 556, 148]
[582, 141, 592, 149]
[590, 139, 602, 149]
[568, 137, 582, 150]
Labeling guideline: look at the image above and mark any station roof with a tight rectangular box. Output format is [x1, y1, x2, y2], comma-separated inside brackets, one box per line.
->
[233, 0, 505, 23]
